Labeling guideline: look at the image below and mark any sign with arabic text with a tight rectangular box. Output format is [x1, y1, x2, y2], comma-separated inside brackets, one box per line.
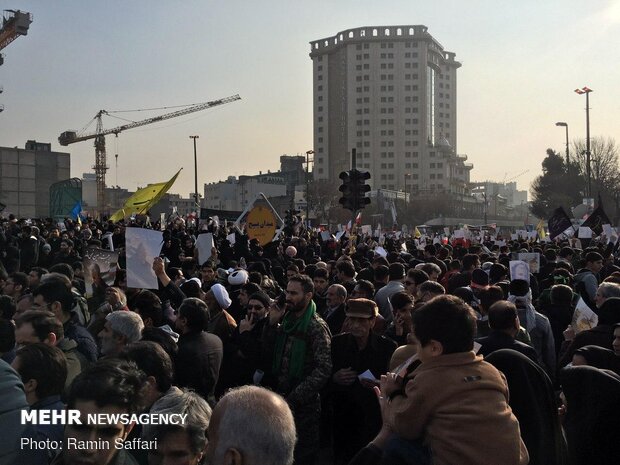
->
[246, 205, 277, 246]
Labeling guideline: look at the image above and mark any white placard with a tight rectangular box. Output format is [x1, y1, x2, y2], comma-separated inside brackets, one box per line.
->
[517, 253, 540, 274]
[101, 232, 114, 251]
[572, 297, 599, 334]
[126, 228, 163, 290]
[509, 260, 530, 283]
[603, 224, 613, 237]
[226, 233, 236, 245]
[320, 231, 331, 241]
[578, 227, 592, 239]
[196, 233, 215, 266]
[454, 229, 465, 239]
[375, 246, 388, 258]
[361, 225, 372, 235]
[511, 234, 518, 241]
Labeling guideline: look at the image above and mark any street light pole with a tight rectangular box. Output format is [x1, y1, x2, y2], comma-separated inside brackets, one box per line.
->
[189, 135, 199, 208]
[305, 150, 314, 227]
[555, 122, 569, 175]
[404, 173, 411, 204]
[575, 87, 593, 198]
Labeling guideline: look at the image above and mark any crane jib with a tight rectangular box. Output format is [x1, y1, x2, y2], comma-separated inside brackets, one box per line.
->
[57, 94, 241, 218]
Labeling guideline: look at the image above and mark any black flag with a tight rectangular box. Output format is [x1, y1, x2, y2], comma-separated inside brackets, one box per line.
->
[581, 204, 611, 236]
[548, 207, 573, 239]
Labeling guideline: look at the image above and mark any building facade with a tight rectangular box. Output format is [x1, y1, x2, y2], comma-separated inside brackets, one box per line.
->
[0, 141, 70, 218]
[309, 25, 464, 194]
[203, 155, 304, 212]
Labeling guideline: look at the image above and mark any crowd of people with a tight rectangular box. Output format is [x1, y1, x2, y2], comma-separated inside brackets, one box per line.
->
[0, 212, 619, 465]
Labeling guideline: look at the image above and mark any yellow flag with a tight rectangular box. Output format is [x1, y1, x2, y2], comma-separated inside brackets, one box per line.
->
[109, 169, 182, 223]
[414, 226, 421, 238]
[536, 219, 546, 239]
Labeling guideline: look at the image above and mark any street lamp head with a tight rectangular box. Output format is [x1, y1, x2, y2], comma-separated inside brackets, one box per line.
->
[574, 87, 593, 95]
[555, 122, 567, 127]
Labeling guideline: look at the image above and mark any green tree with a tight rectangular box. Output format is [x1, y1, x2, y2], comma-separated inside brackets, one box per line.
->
[530, 149, 583, 219]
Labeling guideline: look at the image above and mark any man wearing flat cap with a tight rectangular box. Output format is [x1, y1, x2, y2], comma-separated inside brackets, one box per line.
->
[327, 298, 397, 463]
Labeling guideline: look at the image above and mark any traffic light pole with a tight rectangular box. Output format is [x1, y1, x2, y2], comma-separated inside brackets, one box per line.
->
[339, 148, 371, 228]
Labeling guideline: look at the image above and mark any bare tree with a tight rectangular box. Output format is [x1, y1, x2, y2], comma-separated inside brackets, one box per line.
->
[572, 137, 620, 192]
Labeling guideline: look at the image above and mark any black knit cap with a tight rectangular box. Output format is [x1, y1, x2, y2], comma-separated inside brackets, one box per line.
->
[509, 279, 530, 297]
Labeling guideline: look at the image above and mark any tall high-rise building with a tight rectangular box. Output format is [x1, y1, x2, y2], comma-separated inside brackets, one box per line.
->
[309, 25, 471, 195]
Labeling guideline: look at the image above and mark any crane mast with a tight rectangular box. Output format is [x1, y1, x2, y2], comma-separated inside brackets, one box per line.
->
[59, 94, 241, 217]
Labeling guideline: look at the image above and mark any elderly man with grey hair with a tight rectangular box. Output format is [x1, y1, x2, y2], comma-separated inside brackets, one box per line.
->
[97, 310, 144, 357]
[205, 385, 296, 465]
[325, 284, 347, 335]
[145, 389, 212, 465]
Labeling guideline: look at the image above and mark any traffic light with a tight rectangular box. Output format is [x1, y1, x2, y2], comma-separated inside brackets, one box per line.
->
[339, 169, 371, 211]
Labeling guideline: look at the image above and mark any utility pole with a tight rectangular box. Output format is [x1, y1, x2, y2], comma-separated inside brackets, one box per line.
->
[190, 135, 200, 208]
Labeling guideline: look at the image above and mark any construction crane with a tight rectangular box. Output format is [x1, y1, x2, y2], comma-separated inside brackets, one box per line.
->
[0, 10, 32, 51]
[503, 169, 529, 184]
[59, 94, 241, 216]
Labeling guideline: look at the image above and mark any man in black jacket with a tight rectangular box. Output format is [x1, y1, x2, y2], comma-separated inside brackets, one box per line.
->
[175, 297, 222, 407]
[477, 301, 539, 363]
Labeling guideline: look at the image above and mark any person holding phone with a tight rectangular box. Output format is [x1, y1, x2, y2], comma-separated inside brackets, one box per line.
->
[328, 298, 396, 464]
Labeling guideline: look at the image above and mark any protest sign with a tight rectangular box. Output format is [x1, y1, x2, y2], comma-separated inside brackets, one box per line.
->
[196, 233, 215, 266]
[246, 205, 277, 246]
[517, 253, 540, 274]
[578, 227, 592, 239]
[125, 228, 162, 290]
[509, 260, 530, 283]
[83, 247, 119, 297]
[572, 297, 599, 334]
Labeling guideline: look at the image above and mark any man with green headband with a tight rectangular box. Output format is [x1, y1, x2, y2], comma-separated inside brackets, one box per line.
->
[264, 274, 332, 465]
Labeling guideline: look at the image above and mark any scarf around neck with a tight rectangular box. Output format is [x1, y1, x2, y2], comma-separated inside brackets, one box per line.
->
[272, 300, 316, 381]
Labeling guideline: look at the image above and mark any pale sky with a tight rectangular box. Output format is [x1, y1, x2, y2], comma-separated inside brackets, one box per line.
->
[1, 0, 620, 197]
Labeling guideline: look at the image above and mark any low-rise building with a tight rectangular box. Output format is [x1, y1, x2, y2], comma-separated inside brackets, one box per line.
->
[0, 141, 70, 218]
